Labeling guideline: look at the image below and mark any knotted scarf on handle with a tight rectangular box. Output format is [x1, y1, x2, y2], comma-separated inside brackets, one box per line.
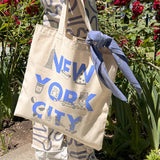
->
[86, 31, 142, 102]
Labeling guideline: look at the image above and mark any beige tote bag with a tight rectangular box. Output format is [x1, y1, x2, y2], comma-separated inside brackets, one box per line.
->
[14, 0, 117, 150]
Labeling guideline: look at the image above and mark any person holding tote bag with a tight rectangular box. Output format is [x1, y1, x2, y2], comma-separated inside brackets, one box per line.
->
[13, 0, 141, 159]
[32, 0, 99, 159]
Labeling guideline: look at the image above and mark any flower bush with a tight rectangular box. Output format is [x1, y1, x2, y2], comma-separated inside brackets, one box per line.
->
[97, 0, 160, 66]
[131, 1, 144, 19]
[0, 0, 43, 128]
[96, 0, 160, 159]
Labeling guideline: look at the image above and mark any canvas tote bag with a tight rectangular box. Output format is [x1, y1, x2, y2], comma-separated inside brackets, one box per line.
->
[14, 0, 117, 150]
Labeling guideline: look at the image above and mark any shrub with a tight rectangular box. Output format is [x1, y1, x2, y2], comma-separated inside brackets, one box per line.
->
[0, 0, 43, 128]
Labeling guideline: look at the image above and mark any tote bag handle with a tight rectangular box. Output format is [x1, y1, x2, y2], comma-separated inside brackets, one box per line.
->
[58, 0, 68, 35]
[58, 0, 92, 36]
[77, 0, 92, 31]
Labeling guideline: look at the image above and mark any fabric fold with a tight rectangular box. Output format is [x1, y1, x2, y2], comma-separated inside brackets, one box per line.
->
[86, 31, 142, 101]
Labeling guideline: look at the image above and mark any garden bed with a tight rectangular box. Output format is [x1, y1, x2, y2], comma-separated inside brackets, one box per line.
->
[0, 117, 33, 157]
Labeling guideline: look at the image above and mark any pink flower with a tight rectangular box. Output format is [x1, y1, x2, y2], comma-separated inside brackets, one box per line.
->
[156, 52, 160, 56]
[128, 54, 134, 58]
[131, 1, 144, 19]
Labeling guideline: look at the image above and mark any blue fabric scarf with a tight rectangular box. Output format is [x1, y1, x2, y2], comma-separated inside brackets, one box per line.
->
[86, 31, 141, 102]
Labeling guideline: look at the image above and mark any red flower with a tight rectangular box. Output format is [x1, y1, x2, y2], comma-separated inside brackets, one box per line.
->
[98, 5, 105, 10]
[153, 0, 160, 11]
[122, 39, 128, 44]
[135, 39, 143, 46]
[27, 25, 34, 30]
[152, 25, 160, 40]
[26, 1, 39, 17]
[131, 1, 144, 19]
[114, 0, 131, 6]
[156, 11, 160, 21]
[154, 29, 160, 34]
[96, 5, 105, 11]
[154, 35, 158, 40]
[132, 14, 138, 19]
[96, 1, 105, 11]
[4, 9, 10, 16]
[13, 15, 20, 25]
[135, 37, 143, 47]
[119, 38, 128, 47]
[153, 25, 160, 35]
[28, 39, 32, 45]
[3, 0, 11, 5]
[156, 52, 160, 56]
[0, 1, 10, 16]
[133, 1, 140, 6]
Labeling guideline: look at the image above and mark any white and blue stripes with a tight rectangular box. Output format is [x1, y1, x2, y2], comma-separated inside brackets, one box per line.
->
[40, 0, 98, 37]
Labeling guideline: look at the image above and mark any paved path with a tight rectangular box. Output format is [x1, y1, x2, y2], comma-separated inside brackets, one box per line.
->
[0, 143, 36, 160]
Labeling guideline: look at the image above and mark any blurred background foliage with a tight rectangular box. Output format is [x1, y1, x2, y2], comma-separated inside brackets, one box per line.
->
[96, 0, 160, 159]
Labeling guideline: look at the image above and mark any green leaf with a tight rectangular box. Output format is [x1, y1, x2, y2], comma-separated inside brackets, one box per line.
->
[0, 23, 8, 31]
[0, 3, 7, 9]
[148, 107, 159, 150]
